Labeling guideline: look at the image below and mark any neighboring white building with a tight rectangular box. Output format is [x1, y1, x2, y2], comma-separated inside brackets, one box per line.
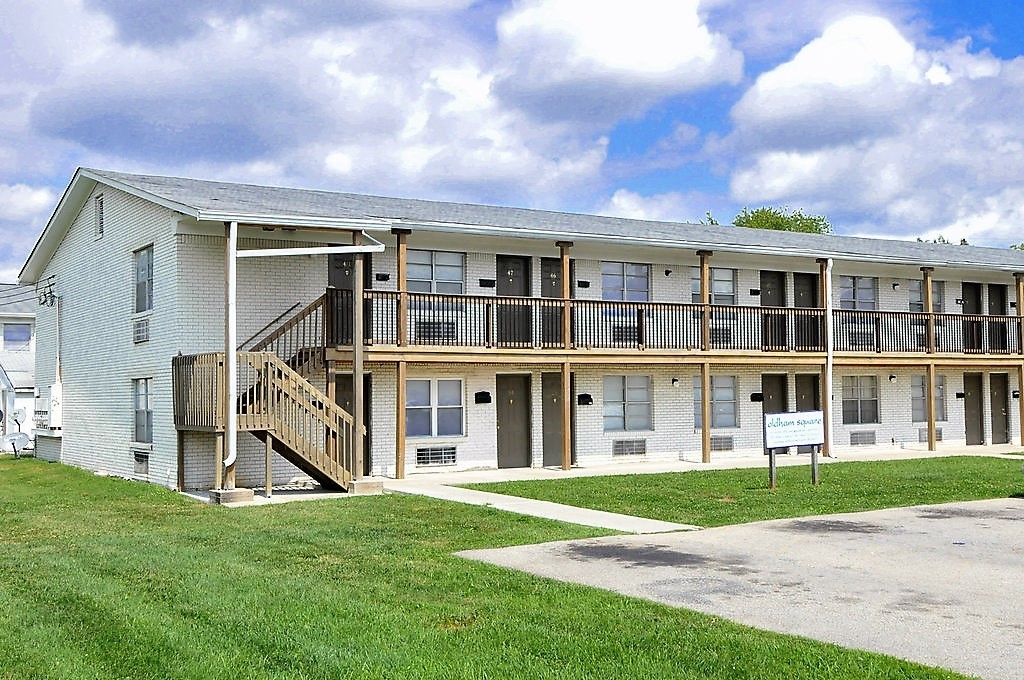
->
[0, 283, 35, 441]
[18, 168, 1024, 492]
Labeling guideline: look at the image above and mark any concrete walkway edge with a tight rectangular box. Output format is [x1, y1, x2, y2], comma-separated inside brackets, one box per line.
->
[385, 481, 698, 534]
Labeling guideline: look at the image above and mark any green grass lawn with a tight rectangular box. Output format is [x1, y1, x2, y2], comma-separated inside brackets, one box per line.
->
[467, 456, 1024, 527]
[0, 457, 967, 679]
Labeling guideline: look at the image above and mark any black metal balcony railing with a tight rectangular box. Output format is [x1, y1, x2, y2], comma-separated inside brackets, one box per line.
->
[832, 309, 1023, 354]
[321, 289, 1024, 355]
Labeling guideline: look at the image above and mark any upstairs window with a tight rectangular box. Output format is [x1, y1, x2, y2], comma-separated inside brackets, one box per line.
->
[134, 246, 153, 314]
[2, 323, 31, 351]
[691, 267, 737, 305]
[908, 280, 944, 313]
[94, 194, 104, 238]
[839, 276, 876, 310]
[602, 262, 649, 302]
[408, 250, 464, 295]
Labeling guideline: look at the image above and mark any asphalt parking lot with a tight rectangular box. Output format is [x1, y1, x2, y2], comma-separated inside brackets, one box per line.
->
[460, 498, 1024, 679]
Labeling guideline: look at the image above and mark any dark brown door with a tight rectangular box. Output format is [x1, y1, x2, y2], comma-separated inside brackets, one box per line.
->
[540, 257, 573, 346]
[496, 255, 531, 346]
[793, 272, 821, 349]
[760, 271, 787, 350]
[964, 372, 984, 445]
[962, 283, 983, 351]
[335, 373, 373, 475]
[988, 284, 1008, 352]
[990, 373, 1009, 445]
[762, 374, 788, 453]
[795, 374, 821, 454]
[542, 372, 575, 466]
[497, 374, 531, 468]
[328, 253, 372, 345]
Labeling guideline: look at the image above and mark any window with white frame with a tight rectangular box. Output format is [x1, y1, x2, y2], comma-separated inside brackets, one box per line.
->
[693, 375, 738, 428]
[839, 276, 877, 310]
[690, 267, 737, 305]
[602, 375, 652, 431]
[94, 194, 104, 238]
[133, 378, 153, 443]
[911, 375, 947, 422]
[406, 378, 464, 437]
[842, 375, 879, 424]
[407, 250, 464, 294]
[134, 246, 153, 314]
[601, 262, 650, 302]
[908, 280, 944, 313]
[2, 323, 31, 351]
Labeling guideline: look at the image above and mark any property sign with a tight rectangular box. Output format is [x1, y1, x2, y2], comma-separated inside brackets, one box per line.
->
[764, 410, 825, 449]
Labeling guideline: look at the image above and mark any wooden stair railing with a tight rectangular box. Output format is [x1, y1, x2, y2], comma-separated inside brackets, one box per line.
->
[238, 351, 360, 490]
[249, 294, 328, 374]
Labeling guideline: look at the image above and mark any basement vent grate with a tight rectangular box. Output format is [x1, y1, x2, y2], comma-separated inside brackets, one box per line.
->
[710, 435, 734, 451]
[133, 452, 149, 476]
[416, 446, 456, 466]
[918, 427, 943, 443]
[133, 318, 150, 343]
[850, 431, 876, 446]
[612, 439, 646, 456]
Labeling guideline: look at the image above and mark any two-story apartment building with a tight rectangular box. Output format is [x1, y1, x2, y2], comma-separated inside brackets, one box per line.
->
[19, 168, 1024, 493]
[0, 283, 35, 440]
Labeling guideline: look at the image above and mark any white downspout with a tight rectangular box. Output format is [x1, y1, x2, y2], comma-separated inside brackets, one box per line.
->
[223, 221, 238, 473]
[823, 258, 834, 456]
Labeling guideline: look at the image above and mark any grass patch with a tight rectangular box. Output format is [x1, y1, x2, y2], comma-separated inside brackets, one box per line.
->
[467, 456, 1024, 527]
[0, 458, 969, 679]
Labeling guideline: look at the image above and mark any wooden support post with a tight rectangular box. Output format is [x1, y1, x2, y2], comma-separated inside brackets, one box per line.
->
[265, 432, 273, 498]
[819, 363, 831, 458]
[393, 228, 411, 347]
[922, 267, 935, 354]
[561, 361, 572, 470]
[698, 251, 713, 351]
[326, 360, 336, 402]
[396, 361, 406, 479]
[926, 363, 937, 451]
[352, 232, 365, 481]
[701, 361, 711, 463]
[557, 241, 573, 349]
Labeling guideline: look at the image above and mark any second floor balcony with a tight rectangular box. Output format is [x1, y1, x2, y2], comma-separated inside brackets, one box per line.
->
[260, 289, 1024, 357]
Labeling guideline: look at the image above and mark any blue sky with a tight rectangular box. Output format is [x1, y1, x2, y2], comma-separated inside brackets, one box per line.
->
[2, 0, 1024, 281]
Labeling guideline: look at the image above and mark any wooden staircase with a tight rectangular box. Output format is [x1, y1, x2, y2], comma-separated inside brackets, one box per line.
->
[173, 292, 362, 490]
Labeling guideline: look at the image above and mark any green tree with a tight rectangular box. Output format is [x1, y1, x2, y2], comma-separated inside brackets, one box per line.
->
[733, 206, 832, 234]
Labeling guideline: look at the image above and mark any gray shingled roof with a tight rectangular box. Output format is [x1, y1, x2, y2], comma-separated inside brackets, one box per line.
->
[0, 284, 37, 315]
[86, 168, 1024, 271]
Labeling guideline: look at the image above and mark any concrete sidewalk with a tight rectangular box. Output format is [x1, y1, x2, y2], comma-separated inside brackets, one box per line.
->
[385, 480, 696, 534]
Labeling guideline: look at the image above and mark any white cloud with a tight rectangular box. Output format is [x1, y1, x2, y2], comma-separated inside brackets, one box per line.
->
[495, 0, 743, 123]
[0, 185, 58, 221]
[725, 13, 1023, 243]
[597, 188, 709, 223]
